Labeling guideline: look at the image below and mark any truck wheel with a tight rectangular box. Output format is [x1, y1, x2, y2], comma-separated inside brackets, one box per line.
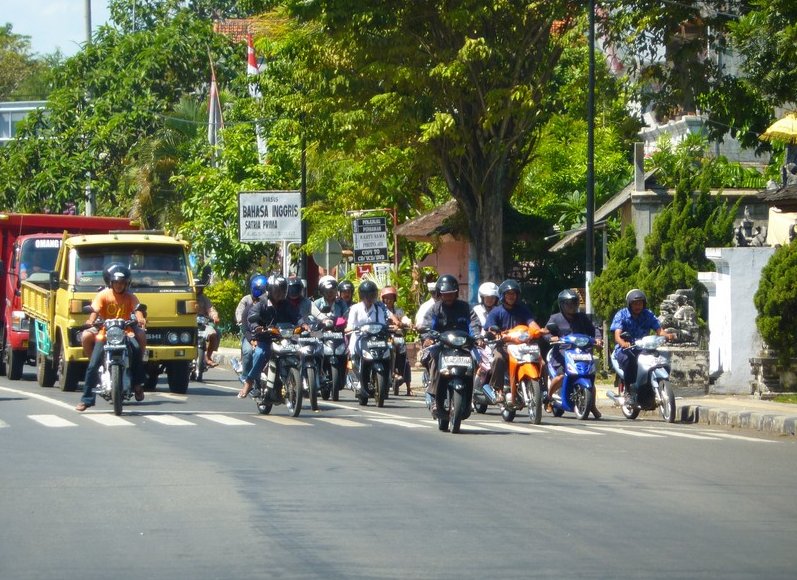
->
[167, 361, 190, 394]
[56, 341, 81, 392]
[36, 352, 56, 388]
[7, 348, 25, 381]
[0, 342, 6, 376]
[144, 364, 160, 391]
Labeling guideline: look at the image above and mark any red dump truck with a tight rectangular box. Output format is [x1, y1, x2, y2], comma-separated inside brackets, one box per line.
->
[0, 213, 138, 379]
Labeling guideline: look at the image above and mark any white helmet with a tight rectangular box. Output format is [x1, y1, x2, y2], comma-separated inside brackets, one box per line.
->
[478, 282, 499, 303]
[318, 275, 337, 287]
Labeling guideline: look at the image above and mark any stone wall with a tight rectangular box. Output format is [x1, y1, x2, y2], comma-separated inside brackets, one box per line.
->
[662, 347, 709, 396]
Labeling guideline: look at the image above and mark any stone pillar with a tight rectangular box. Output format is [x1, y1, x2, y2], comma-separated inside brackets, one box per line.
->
[698, 247, 775, 394]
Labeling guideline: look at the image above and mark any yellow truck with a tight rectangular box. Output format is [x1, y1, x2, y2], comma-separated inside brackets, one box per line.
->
[22, 230, 198, 394]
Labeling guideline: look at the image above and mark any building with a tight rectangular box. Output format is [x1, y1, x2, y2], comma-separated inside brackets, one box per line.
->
[0, 101, 46, 146]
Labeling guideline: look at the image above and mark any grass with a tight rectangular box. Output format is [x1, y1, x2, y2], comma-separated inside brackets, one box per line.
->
[772, 394, 797, 404]
[220, 333, 241, 349]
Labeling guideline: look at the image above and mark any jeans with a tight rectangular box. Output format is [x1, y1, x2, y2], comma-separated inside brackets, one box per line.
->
[81, 339, 145, 406]
[244, 339, 272, 383]
[241, 337, 254, 378]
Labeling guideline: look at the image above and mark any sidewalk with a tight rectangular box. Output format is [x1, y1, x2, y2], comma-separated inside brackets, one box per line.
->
[213, 346, 797, 437]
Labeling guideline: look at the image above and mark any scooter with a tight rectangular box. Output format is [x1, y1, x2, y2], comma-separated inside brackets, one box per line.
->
[500, 324, 545, 424]
[247, 323, 303, 417]
[297, 322, 324, 412]
[545, 323, 596, 421]
[346, 322, 391, 407]
[607, 333, 675, 422]
[319, 316, 347, 401]
[424, 329, 476, 433]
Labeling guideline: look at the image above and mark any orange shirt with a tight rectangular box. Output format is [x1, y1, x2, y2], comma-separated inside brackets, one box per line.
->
[91, 288, 141, 338]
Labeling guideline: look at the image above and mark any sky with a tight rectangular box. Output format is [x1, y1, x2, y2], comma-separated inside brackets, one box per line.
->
[2, 0, 111, 57]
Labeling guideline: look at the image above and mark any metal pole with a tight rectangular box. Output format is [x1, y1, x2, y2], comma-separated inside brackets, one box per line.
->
[585, 0, 596, 314]
[84, 0, 92, 45]
[300, 134, 307, 279]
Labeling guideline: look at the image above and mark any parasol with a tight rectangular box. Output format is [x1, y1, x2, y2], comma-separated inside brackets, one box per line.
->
[760, 112, 797, 144]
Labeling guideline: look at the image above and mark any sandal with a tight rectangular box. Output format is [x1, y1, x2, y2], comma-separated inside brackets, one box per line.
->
[134, 385, 145, 402]
[205, 359, 218, 368]
[238, 382, 253, 399]
[75, 402, 92, 412]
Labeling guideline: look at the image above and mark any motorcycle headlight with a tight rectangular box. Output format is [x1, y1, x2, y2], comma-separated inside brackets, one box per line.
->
[167, 331, 179, 345]
[361, 323, 383, 335]
[442, 331, 467, 347]
[572, 336, 590, 348]
[106, 326, 125, 346]
[180, 331, 192, 344]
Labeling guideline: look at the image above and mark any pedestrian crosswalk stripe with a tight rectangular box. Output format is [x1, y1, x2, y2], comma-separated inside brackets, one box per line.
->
[694, 430, 776, 443]
[644, 428, 719, 440]
[0, 419, 8, 428]
[371, 418, 430, 429]
[29, 414, 77, 428]
[257, 415, 310, 426]
[195, 414, 255, 426]
[588, 426, 664, 438]
[316, 418, 366, 427]
[147, 414, 195, 426]
[531, 424, 602, 436]
[475, 422, 541, 433]
[83, 414, 135, 427]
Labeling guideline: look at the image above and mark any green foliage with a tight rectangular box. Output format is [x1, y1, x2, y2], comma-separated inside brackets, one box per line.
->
[204, 277, 246, 334]
[590, 225, 641, 323]
[755, 241, 797, 363]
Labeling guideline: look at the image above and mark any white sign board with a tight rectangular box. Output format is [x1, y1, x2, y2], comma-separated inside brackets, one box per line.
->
[238, 191, 302, 243]
[353, 217, 388, 263]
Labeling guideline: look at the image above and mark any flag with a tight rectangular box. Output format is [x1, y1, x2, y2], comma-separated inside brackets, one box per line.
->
[208, 65, 224, 164]
[247, 34, 268, 163]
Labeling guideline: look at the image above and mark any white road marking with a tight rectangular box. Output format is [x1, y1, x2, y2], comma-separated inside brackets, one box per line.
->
[475, 422, 541, 433]
[694, 430, 777, 443]
[155, 393, 188, 401]
[0, 386, 76, 410]
[315, 417, 367, 427]
[644, 428, 719, 440]
[587, 426, 664, 438]
[147, 414, 195, 426]
[29, 414, 77, 428]
[371, 418, 430, 429]
[531, 424, 603, 436]
[83, 414, 135, 427]
[257, 415, 310, 426]
[0, 419, 9, 428]
[195, 414, 254, 426]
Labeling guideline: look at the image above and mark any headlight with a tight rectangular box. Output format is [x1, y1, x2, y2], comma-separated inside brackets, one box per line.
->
[442, 331, 467, 347]
[180, 331, 192, 344]
[573, 336, 590, 348]
[361, 323, 383, 335]
[167, 332, 179, 345]
[106, 326, 125, 346]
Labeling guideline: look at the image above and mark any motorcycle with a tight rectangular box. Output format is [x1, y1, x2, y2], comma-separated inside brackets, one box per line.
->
[297, 321, 324, 412]
[607, 333, 675, 422]
[319, 316, 347, 402]
[346, 322, 391, 407]
[424, 329, 476, 433]
[498, 325, 545, 424]
[471, 336, 500, 414]
[247, 323, 304, 417]
[390, 326, 410, 396]
[545, 323, 597, 421]
[93, 310, 146, 416]
[190, 314, 210, 381]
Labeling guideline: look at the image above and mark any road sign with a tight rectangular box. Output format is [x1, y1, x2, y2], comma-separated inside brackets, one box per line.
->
[353, 217, 388, 263]
[238, 191, 302, 243]
[312, 238, 343, 270]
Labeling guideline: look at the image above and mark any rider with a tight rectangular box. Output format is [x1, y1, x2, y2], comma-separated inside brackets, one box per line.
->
[287, 276, 325, 321]
[420, 275, 475, 411]
[234, 275, 267, 378]
[314, 275, 349, 320]
[337, 279, 355, 310]
[346, 280, 400, 392]
[471, 281, 500, 335]
[610, 289, 673, 405]
[238, 275, 302, 399]
[484, 278, 541, 409]
[195, 283, 220, 368]
[381, 285, 413, 396]
[546, 289, 603, 418]
[75, 264, 148, 412]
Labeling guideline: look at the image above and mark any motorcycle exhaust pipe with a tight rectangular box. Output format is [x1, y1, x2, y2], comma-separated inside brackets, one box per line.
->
[481, 384, 498, 404]
[605, 390, 624, 406]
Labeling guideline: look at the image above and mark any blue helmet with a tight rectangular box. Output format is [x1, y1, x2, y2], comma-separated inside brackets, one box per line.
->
[250, 275, 268, 299]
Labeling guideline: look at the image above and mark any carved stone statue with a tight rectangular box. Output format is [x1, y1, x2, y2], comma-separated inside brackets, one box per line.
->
[657, 289, 700, 346]
[732, 205, 768, 247]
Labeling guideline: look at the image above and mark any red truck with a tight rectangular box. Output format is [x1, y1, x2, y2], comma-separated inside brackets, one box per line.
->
[0, 213, 137, 379]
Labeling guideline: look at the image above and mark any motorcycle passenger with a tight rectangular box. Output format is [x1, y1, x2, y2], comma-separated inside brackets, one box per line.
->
[195, 283, 220, 368]
[414, 282, 440, 329]
[610, 289, 673, 405]
[314, 275, 350, 319]
[471, 281, 500, 335]
[76, 264, 148, 412]
[338, 279, 355, 310]
[484, 279, 541, 408]
[234, 275, 268, 378]
[546, 289, 603, 418]
[346, 280, 400, 392]
[238, 275, 302, 399]
[420, 275, 476, 411]
[381, 285, 413, 396]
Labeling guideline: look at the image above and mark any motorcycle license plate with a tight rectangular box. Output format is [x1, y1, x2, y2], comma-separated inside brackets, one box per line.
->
[322, 332, 343, 340]
[571, 353, 592, 362]
[442, 355, 471, 367]
[367, 340, 388, 349]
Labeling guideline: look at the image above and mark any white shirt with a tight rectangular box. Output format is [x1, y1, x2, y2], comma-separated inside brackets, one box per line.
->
[346, 301, 389, 355]
[415, 298, 437, 329]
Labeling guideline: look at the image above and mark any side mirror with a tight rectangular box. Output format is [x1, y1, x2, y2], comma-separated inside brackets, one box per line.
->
[546, 322, 560, 337]
[49, 270, 60, 290]
[135, 303, 148, 315]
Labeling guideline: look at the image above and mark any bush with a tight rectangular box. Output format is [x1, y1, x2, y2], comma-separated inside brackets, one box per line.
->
[590, 225, 640, 323]
[754, 240, 797, 363]
[204, 278, 246, 334]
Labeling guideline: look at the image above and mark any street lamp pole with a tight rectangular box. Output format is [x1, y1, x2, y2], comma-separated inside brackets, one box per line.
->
[585, 0, 596, 314]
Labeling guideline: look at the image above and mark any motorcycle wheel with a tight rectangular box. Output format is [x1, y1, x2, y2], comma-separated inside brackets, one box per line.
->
[525, 379, 543, 425]
[111, 365, 124, 416]
[257, 399, 272, 415]
[501, 407, 516, 422]
[450, 390, 464, 434]
[375, 370, 388, 408]
[331, 366, 342, 402]
[473, 400, 488, 414]
[306, 368, 319, 411]
[573, 385, 594, 420]
[658, 379, 676, 423]
[286, 368, 303, 417]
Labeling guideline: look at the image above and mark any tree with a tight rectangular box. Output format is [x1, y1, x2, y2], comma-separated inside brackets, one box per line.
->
[590, 224, 641, 323]
[280, 0, 582, 281]
[0, 23, 55, 100]
[755, 240, 797, 363]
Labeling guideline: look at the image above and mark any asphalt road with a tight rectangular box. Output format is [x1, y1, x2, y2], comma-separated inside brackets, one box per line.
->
[1, 366, 796, 579]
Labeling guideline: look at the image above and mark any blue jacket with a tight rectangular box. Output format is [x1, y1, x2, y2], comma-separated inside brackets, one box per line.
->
[484, 303, 535, 332]
[609, 307, 660, 352]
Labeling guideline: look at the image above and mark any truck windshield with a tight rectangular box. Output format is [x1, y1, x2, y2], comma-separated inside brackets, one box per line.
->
[19, 238, 61, 282]
[75, 245, 190, 289]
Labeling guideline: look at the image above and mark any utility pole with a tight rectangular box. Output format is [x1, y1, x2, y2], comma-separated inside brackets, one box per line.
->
[585, 0, 596, 314]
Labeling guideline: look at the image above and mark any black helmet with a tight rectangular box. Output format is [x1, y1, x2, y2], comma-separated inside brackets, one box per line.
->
[267, 274, 288, 302]
[104, 263, 131, 291]
[287, 276, 304, 299]
[558, 289, 579, 311]
[338, 280, 354, 295]
[358, 280, 378, 301]
[626, 288, 647, 309]
[498, 279, 521, 302]
[250, 275, 268, 299]
[435, 274, 459, 295]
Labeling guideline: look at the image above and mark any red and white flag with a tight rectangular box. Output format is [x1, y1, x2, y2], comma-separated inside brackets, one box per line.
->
[208, 66, 224, 163]
[247, 34, 268, 163]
